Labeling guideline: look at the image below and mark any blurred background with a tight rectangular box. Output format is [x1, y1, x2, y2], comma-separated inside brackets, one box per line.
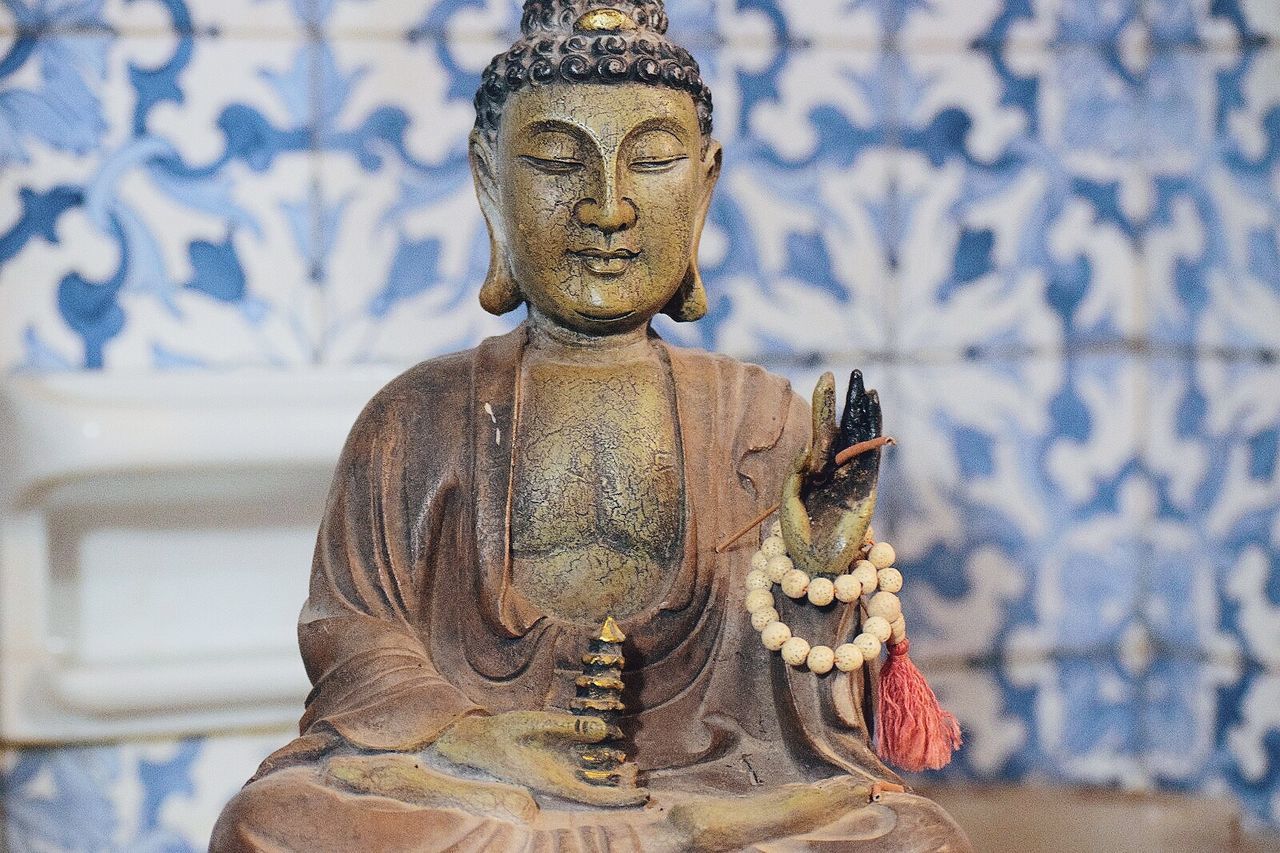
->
[1, 0, 1278, 849]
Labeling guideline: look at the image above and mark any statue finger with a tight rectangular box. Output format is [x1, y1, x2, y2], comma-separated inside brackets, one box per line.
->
[554, 773, 651, 808]
[813, 775, 877, 811]
[512, 711, 608, 744]
[781, 457, 815, 553]
[814, 497, 875, 574]
[783, 451, 808, 500]
[839, 371, 881, 448]
[577, 782, 651, 808]
[809, 372, 839, 474]
[534, 759, 648, 806]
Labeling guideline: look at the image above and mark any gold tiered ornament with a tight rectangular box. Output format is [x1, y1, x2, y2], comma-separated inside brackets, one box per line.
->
[571, 617, 638, 788]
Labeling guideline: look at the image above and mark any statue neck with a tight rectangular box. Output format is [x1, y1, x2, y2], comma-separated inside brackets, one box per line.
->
[525, 309, 655, 361]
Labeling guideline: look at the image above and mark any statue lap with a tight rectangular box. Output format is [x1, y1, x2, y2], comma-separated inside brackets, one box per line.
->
[211, 759, 971, 852]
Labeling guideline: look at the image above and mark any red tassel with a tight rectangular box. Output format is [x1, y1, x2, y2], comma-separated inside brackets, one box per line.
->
[875, 639, 962, 772]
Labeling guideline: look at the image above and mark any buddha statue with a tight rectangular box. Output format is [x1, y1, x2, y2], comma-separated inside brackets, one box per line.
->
[211, 1, 971, 849]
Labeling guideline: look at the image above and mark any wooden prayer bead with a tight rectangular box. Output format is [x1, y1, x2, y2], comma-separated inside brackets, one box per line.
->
[780, 569, 810, 599]
[806, 645, 835, 674]
[835, 643, 864, 672]
[745, 589, 774, 614]
[868, 542, 896, 570]
[864, 615, 892, 644]
[834, 574, 861, 602]
[807, 577, 835, 606]
[761, 621, 791, 651]
[781, 636, 811, 666]
[877, 567, 903, 593]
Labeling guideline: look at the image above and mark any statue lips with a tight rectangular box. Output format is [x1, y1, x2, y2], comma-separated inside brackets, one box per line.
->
[575, 309, 636, 322]
[570, 246, 639, 277]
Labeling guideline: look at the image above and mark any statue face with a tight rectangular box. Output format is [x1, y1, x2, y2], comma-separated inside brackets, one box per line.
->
[472, 82, 720, 334]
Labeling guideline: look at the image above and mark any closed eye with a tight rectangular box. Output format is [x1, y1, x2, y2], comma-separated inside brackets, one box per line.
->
[520, 155, 585, 174]
[630, 156, 688, 173]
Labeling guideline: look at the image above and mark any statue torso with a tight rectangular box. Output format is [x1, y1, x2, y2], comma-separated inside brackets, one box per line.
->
[510, 338, 684, 623]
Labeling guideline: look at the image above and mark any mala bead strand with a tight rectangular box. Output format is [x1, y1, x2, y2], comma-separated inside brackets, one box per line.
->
[765, 555, 794, 583]
[760, 536, 787, 559]
[743, 526, 917, 675]
[744, 588, 774, 614]
[738, 518, 962, 771]
[868, 591, 902, 622]
[751, 606, 781, 631]
[853, 632, 882, 661]
[863, 616, 892, 644]
[868, 542, 896, 569]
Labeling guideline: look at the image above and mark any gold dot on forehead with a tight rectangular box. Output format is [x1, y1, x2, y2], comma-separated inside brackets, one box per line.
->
[575, 8, 638, 31]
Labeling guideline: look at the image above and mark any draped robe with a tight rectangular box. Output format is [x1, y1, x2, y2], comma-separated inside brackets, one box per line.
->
[210, 325, 970, 852]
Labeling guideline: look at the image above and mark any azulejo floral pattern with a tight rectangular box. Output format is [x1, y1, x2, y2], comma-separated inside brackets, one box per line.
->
[2, 0, 1279, 847]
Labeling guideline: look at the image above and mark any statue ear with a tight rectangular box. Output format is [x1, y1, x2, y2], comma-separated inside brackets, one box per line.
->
[664, 263, 708, 322]
[663, 140, 722, 323]
[470, 131, 523, 316]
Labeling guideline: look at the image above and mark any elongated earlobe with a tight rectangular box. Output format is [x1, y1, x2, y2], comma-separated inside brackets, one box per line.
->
[470, 131, 524, 316]
[663, 262, 708, 322]
[479, 238, 522, 316]
[664, 140, 719, 323]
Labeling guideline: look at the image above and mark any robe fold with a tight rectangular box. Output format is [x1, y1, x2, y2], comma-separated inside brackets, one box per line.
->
[210, 325, 971, 852]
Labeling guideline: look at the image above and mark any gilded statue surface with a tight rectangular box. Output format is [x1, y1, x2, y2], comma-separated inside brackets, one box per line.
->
[211, 1, 972, 849]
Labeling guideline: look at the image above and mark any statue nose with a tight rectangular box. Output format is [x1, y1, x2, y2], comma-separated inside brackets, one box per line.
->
[573, 195, 638, 234]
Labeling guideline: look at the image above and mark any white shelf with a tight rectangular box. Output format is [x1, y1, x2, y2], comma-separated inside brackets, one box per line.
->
[0, 368, 395, 744]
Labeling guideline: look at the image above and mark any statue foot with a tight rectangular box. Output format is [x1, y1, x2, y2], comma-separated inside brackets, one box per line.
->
[662, 775, 880, 852]
[325, 753, 540, 823]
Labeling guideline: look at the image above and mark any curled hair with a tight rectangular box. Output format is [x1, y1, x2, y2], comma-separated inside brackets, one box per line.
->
[475, 1, 713, 143]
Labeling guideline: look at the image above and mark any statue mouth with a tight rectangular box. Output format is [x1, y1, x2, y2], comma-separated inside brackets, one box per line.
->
[570, 247, 639, 276]
[575, 308, 636, 323]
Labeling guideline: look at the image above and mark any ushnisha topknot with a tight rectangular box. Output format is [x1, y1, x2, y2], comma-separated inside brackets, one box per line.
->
[520, 0, 669, 35]
[474, 0, 713, 143]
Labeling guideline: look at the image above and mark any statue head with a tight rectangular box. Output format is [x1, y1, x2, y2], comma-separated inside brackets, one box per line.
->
[470, 0, 722, 334]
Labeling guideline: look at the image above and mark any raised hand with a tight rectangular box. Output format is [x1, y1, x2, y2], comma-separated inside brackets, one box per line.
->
[432, 710, 649, 808]
[779, 370, 883, 577]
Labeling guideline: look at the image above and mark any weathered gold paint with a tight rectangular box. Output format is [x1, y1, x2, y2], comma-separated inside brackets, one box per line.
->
[211, 23, 971, 846]
[476, 83, 711, 627]
[352, 82, 889, 830]
[470, 82, 721, 334]
[575, 8, 637, 31]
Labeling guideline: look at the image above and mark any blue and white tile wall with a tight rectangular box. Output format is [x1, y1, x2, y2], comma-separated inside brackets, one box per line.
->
[2, 0, 1278, 847]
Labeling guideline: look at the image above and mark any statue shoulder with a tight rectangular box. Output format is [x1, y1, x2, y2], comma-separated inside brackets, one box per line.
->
[345, 348, 478, 451]
[661, 342, 799, 408]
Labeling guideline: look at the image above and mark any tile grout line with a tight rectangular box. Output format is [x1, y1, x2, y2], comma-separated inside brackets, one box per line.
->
[740, 341, 1280, 371]
[307, 3, 327, 367]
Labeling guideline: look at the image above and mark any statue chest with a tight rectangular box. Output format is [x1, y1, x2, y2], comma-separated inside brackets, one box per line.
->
[509, 353, 685, 623]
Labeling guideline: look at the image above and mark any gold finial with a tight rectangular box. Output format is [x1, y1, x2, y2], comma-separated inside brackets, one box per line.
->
[575, 8, 638, 32]
[598, 616, 626, 643]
